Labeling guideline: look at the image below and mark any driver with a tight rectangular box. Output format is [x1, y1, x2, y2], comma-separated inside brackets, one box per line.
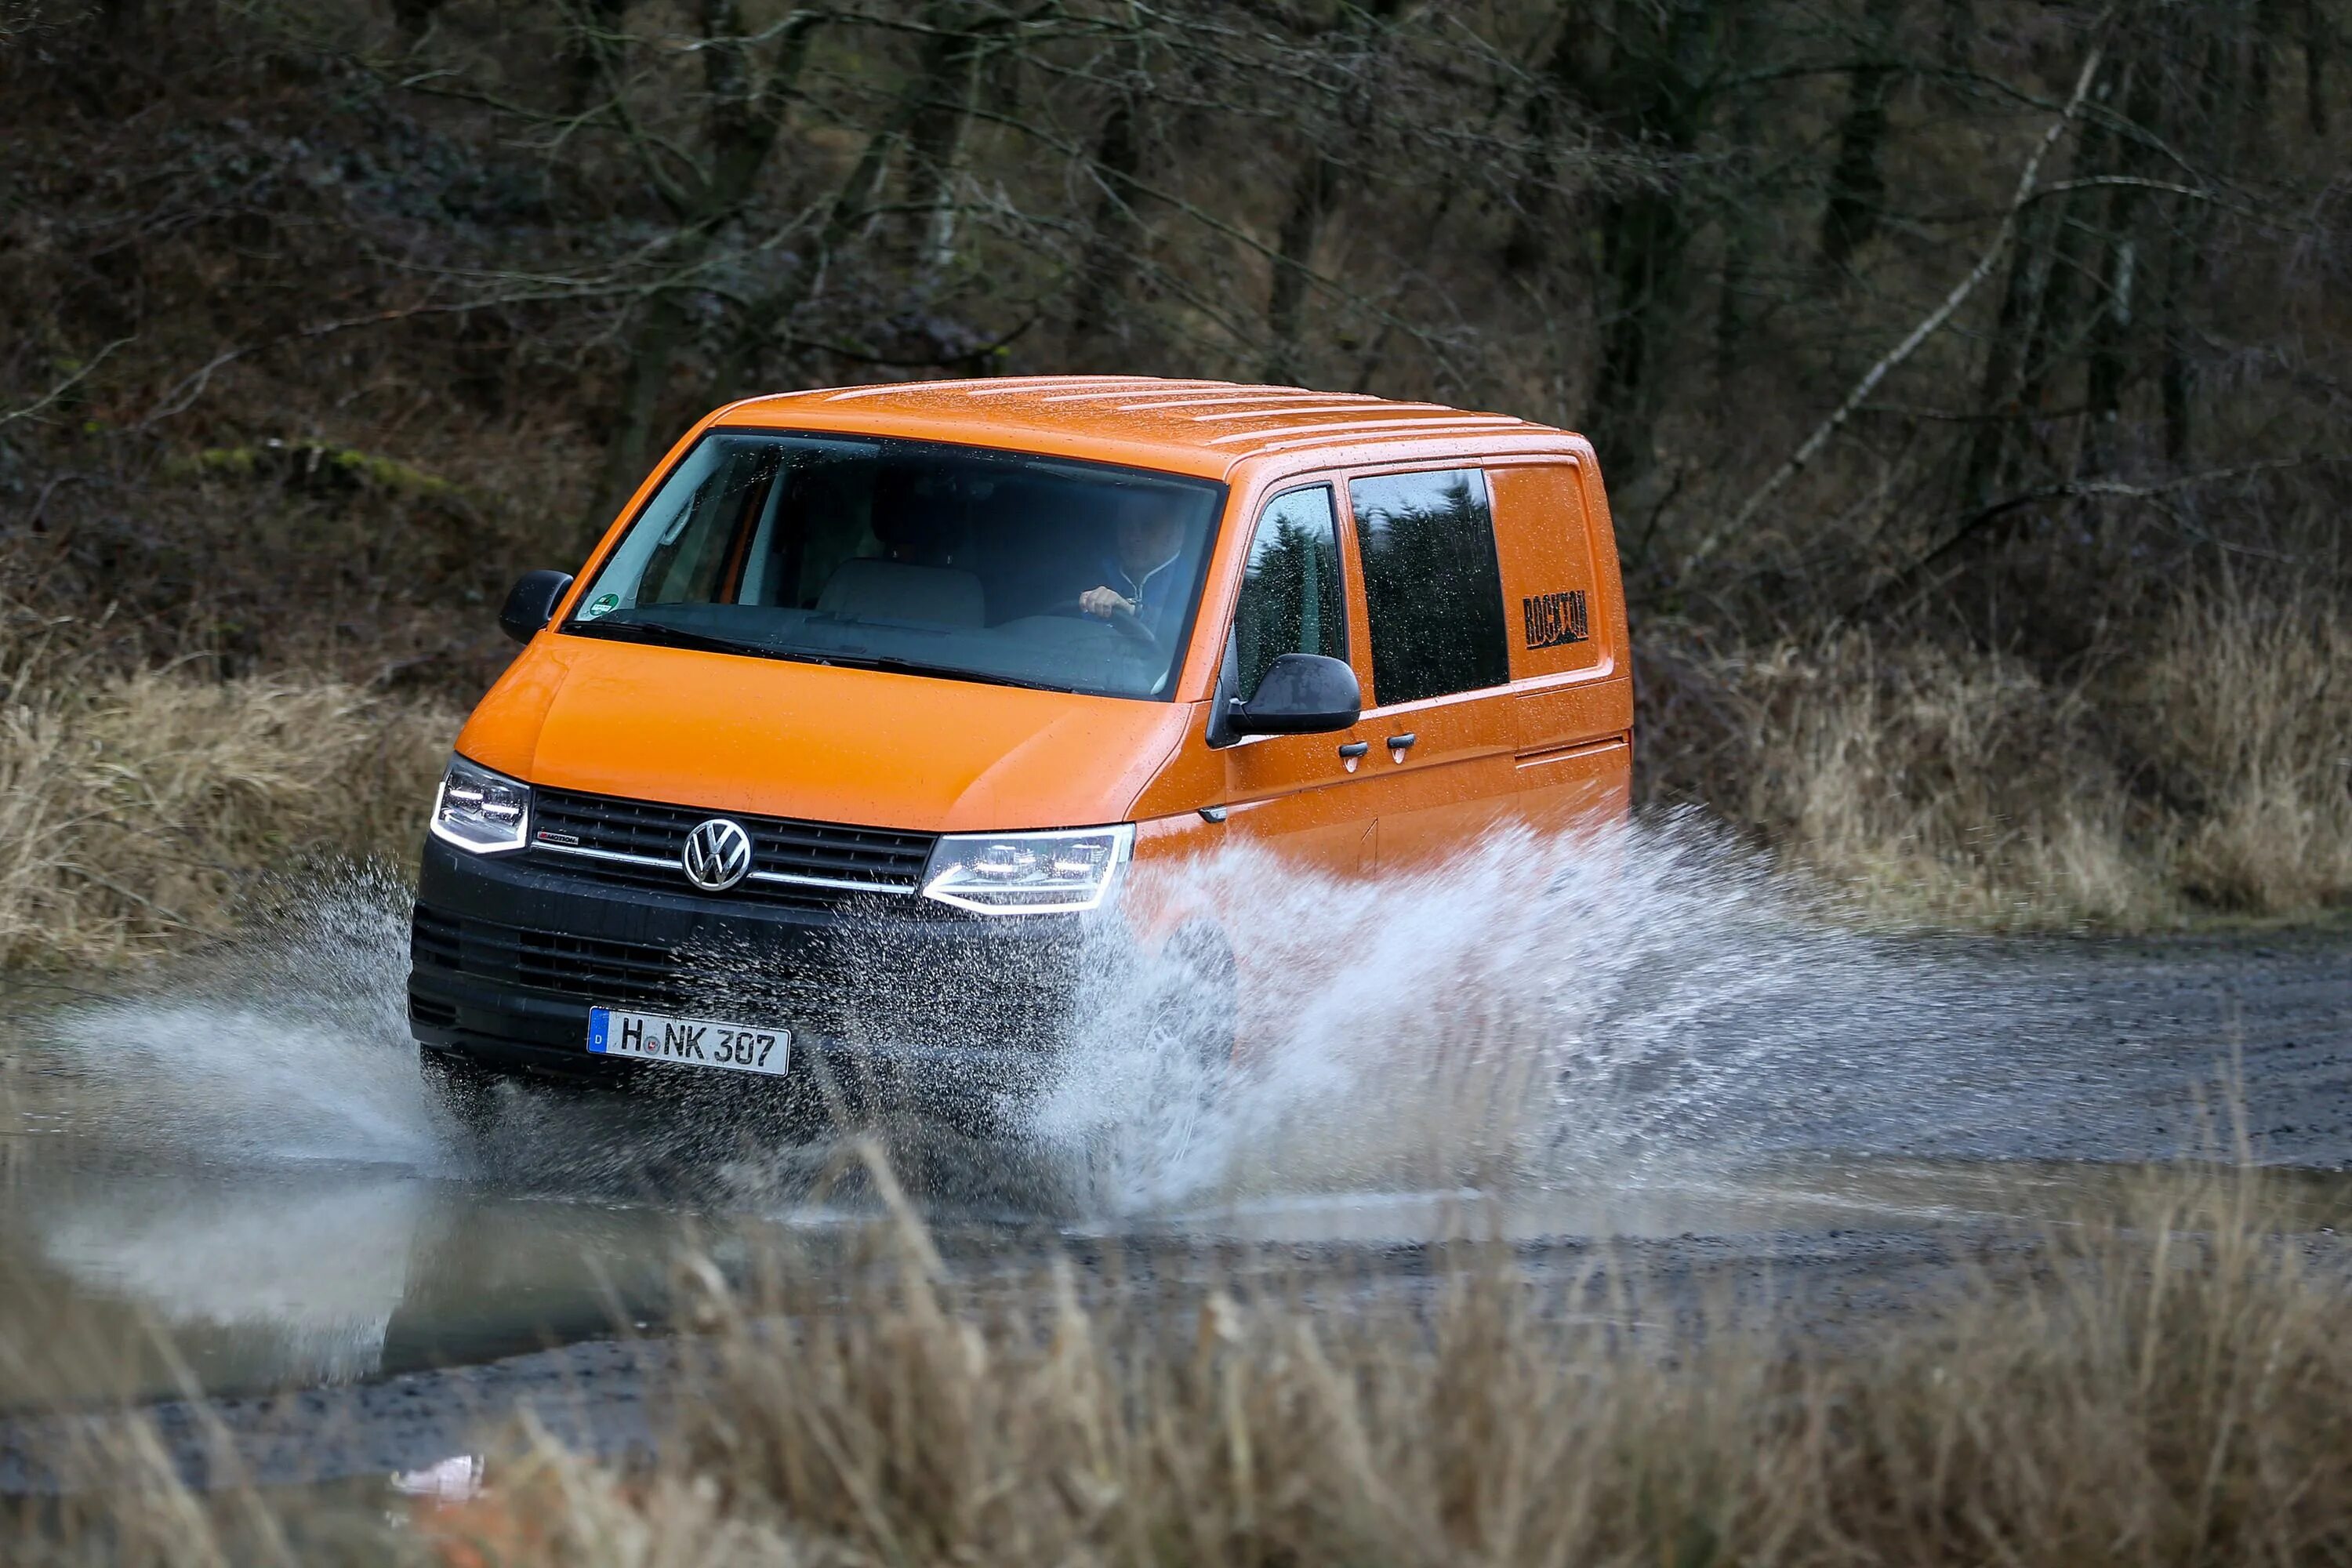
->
[1080, 492, 1189, 643]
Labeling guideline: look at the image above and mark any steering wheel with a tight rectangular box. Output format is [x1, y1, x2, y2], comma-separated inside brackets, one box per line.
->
[1042, 596, 1161, 651]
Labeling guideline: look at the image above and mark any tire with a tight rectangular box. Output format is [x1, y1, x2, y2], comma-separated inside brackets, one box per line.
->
[418, 1048, 504, 1147]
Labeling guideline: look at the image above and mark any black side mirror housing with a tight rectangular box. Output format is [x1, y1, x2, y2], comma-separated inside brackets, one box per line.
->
[1225, 652, 1362, 737]
[499, 570, 575, 645]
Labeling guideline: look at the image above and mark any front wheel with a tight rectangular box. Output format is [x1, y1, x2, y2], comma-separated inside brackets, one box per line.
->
[419, 1047, 503, 1149]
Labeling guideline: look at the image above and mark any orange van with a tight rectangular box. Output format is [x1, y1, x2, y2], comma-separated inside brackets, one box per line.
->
[408, 376, 1631, 1121]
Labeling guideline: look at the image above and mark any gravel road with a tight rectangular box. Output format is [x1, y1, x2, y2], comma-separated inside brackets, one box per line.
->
[2, 920, 2346, 1492]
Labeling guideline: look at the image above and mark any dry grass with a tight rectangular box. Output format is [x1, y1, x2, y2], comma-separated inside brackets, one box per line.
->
[0, 649, 457, 969]
[484, 1163, 2352, 1567]
[0, 583, 2340, 966]
[2139, 592, 2352, 913]
[11, 1159, 2352, 1566]
[1642, 590, 2352, 930]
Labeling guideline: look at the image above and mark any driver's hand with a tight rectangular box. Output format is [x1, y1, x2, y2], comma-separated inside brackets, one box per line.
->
[1080, 586, 1134, 619]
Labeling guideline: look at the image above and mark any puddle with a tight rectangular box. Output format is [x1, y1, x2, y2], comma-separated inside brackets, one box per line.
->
[12, 1065, 2352, 1410]
[4, 840, 2349, 1410]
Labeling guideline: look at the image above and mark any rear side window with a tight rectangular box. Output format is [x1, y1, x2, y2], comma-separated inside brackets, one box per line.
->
[1350, 469, 1509, 706]
[1232, 485, 1345, 702]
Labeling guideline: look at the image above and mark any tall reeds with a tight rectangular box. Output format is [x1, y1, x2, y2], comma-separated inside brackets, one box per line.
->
[12, 1160, 2348, 1566]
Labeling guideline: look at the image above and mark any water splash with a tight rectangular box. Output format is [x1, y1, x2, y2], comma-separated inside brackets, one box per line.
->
[22, 866, 446, 1171]
[13, 820, 2079, 1221]
[1027, 813, 1984, 1214]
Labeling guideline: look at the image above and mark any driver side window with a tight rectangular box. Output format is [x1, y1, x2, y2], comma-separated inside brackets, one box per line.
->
[1232, 485, 1345, 702]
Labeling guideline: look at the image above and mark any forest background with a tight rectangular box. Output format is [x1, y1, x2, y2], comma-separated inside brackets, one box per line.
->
[1, 0, 2347, 961]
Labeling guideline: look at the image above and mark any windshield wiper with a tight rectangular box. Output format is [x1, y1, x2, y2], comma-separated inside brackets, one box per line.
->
[822, 654, 1079, 695]
[567, 622, 1088, 694]
[566, 619, 758, 658]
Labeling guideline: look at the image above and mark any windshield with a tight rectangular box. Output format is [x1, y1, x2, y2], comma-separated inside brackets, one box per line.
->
[564, 430, 1225, 700]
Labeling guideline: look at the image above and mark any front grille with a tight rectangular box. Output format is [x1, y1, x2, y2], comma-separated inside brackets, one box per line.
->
[409, 902, 1078, 1054]
[528, 787, 935, 909]
[412, 906, 694, 1008]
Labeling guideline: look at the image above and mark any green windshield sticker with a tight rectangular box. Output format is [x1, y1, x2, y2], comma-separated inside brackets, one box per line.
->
[582, 593, 620, 620]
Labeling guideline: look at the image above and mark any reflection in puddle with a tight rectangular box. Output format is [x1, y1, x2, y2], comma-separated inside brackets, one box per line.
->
[38, 1174, 426, 1386]
[5, 862, 2350, 1414]
[13, 1112, 2352, 1411]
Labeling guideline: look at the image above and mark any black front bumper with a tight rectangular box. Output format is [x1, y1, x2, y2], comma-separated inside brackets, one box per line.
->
[407, 836, 1084, 1114]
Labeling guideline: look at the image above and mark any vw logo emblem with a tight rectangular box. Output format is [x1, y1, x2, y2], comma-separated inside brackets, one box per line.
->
[681, 818, 753, 892]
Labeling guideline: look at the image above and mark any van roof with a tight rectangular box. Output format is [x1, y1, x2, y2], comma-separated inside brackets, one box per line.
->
[719, 376, 1577, 481]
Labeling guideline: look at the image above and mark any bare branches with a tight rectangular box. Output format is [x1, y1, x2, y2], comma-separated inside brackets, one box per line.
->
[6, 0, 2330, 648]
[1686, 21, 2114, 573]
[1861, 453, 2352, 617]
[0, 340, 130, 432]
[136, 292, 654, 430]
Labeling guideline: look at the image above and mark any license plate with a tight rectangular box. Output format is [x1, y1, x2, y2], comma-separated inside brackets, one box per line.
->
[587, 1006, 790, 1077]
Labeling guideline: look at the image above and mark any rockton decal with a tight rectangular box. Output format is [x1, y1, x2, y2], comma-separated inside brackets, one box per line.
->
[1523, 589, 1590, 650]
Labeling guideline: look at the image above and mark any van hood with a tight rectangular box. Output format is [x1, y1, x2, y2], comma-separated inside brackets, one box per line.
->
[455, 636, 1192, 834]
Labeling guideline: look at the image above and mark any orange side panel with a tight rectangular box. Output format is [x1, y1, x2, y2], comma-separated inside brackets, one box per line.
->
[1511, 735, 1632, 836]
[1130, 467, 1380, 880]
[1513, 675, 1635, 756]
[1488, 461, 1608, 680]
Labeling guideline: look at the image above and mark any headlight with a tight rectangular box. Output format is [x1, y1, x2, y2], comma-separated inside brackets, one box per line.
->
[430, 755, 532, 855]
[921, 824, 1134, 915]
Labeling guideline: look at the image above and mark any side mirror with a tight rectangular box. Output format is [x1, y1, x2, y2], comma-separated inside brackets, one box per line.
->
[1227, 652, 1361, 737]
[499, 570, 575, 645]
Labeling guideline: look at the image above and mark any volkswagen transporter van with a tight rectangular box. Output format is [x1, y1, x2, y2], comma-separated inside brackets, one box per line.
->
[408, 376, 1632, 1116]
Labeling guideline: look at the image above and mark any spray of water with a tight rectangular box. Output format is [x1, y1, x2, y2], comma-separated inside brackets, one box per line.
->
[1026, 813, 1985, 1216]
[20, 866, 445, 1172]
[14, 820, 2083, 1225]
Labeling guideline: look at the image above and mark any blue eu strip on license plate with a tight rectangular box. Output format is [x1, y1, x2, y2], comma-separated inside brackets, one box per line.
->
[587, 1005, 791, 1077]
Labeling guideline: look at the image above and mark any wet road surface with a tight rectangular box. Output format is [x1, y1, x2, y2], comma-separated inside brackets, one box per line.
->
[0, 916, 2347, 1488]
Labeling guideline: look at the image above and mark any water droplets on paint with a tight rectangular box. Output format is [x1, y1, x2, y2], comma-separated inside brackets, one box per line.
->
[13, 820, 1998, 1218]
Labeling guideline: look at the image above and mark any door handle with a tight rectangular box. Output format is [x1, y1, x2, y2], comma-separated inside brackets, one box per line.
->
[1337, 741, 1370, 759]
[1386, 732, 1418, 752]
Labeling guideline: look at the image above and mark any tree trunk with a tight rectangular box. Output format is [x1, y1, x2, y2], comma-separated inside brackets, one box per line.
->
[1582, 0, 1718, 492]
[1259, 0, 1408, 387]
[2158, 20, 2237, 463]
[584, 5, 822, 531]
[1959, 192, 2066, 511]
[2251, 0, 2285, 123]
[710, 104, 914, 399]
[1502, 0, 1592, 277]
[1958, 45, 2118, 513]
[590, 286, 693, 542]
[897, 2, 993, 279]
[2307, 0, 2332, 136]
[1817, 0, 1904, 276]
[1588, 183, 1690, 488]
[562, 0, 630, 114]
[1714, 0, 1762, 378]
[2158, 216, 2195, 463]
[391, 0, 444, 42]
[1263, 153, 1341, 386]
[2081, 50, 2159, 475]
[1940, 0, 1973, 72]
[1069, 79, 1145, 352]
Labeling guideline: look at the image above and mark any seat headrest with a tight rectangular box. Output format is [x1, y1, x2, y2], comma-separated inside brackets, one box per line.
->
[815, 557, 986, 628]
